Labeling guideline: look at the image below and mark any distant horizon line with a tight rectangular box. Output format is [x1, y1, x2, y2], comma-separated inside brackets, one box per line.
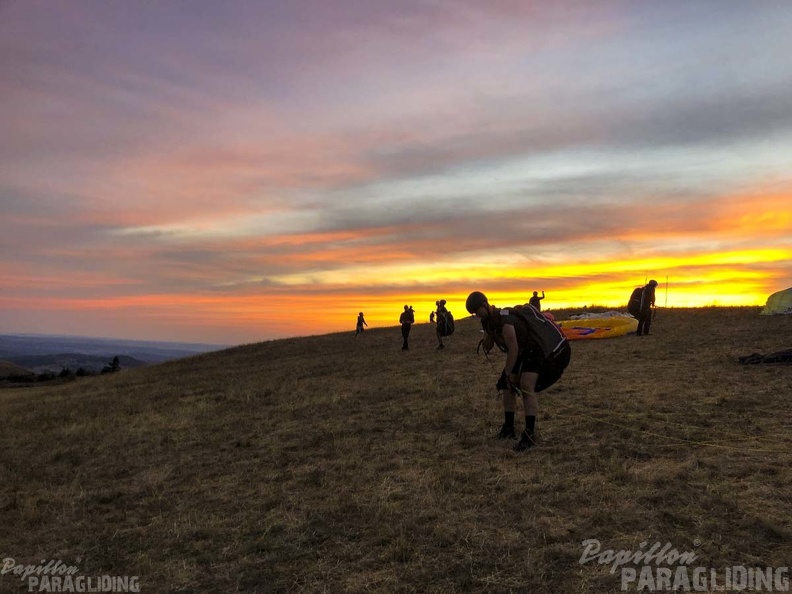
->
[0, 304, 770, 346]
[0, 331, 231, 349]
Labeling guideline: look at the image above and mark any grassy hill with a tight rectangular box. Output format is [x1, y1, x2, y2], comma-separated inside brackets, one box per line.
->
[1, 308, 790, 593]
[0, 360, 34, 379]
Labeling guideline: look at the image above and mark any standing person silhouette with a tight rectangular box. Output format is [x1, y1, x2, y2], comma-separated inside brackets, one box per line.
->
[435, 299, 450, 349]
[529, 291, 545, 311]
[355, 312, 368, 337]
[399, 305, 415, 350]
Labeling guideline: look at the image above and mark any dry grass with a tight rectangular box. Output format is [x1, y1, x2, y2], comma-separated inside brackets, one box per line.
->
[1, 307, 790, 593]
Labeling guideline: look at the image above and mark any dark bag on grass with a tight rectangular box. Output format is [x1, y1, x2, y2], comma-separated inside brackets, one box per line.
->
[739, 349, 792, 365]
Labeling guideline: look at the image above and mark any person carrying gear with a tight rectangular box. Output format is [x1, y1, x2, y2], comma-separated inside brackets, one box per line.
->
[434, 299, 454, 349]
[628, 280, 658, 336]
[466, 291, 571, 451]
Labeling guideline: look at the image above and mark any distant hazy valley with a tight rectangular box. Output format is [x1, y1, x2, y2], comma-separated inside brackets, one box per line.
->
[0, 334, 227, 375]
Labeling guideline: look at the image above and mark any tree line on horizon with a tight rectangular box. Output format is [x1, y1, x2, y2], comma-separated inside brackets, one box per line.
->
[1, 356, 123, 384]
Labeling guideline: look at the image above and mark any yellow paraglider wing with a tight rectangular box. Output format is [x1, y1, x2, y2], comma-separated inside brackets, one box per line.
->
[557, 316, 638, 340]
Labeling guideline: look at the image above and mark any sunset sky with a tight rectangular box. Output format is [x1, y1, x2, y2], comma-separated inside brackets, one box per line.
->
[2, 1, 791, 344]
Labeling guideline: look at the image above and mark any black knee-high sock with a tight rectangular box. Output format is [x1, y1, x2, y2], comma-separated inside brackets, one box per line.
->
[525, 415, 536, 436]
[504, 411, 515, 429]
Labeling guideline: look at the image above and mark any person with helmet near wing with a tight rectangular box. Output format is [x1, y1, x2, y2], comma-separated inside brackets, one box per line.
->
[466, 291, 571, 451]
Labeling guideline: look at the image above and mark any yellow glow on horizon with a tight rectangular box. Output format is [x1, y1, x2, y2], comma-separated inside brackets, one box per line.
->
[3, 248, 787, 341]
[267, 247, 789, 288]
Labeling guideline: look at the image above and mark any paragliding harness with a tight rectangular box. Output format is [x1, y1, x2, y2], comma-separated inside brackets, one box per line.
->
[437, 309, 455, 337]
[627, 287, 643, 318]
[628, 286, 656, 320]
[477, 303, 570, 394]
[478, 304, 561, 354]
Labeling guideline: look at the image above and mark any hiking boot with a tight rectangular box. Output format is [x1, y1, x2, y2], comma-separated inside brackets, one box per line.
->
[513, 431, 536, 452]
[496, 424, 517, 440]
[436, 344, 445, 350]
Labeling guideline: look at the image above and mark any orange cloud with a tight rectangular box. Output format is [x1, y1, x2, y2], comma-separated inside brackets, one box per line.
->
[3, 176, 790, 343]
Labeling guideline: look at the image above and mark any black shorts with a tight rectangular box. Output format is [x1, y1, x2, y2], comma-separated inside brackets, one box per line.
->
[512, 341, 571, 393]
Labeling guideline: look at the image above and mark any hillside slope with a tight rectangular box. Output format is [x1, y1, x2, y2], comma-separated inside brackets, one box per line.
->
[1, 308, 790, 593]
[0, 359, 34, 379]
